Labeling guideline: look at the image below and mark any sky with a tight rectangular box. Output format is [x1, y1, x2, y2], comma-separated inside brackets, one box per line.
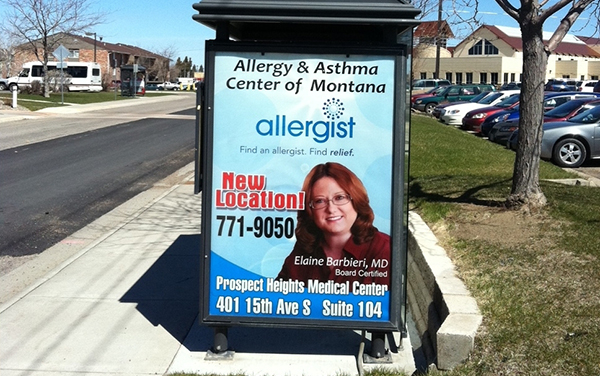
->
[420, 1, 599, 46]
[1, 0, 598, 67]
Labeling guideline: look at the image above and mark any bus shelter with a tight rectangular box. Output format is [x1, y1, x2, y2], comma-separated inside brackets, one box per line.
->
[120, 64, 146, 96]
[193, 0, 420, 361]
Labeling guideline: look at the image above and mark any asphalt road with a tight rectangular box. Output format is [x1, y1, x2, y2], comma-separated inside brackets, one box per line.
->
[0, 103, 196, 257]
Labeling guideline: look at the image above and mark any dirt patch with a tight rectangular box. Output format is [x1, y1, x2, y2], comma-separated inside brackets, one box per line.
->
[0, 100, 29, 111]
[431, 203, 552, 249]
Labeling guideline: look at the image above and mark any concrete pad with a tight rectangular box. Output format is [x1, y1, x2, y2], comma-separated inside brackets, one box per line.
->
[169, 319, 416, 376]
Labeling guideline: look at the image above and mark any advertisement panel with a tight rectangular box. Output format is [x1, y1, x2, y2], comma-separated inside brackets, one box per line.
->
[201, 43, 406, 330]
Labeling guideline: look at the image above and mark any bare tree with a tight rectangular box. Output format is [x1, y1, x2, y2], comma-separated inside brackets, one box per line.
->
[0, 0, 105, 97]
[496, 0, 600, 209]
[147, 46, 177, 82]
[0, 34, 19, 78]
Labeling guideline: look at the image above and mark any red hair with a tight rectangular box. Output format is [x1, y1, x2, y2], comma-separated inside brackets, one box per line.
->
[295, 162, 375, 254]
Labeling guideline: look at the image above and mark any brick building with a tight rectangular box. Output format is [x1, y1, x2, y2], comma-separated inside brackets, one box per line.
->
[5, 33, 170, 86]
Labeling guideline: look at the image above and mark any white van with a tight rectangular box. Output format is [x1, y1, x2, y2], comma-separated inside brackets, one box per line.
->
[7, 61, 102, 92]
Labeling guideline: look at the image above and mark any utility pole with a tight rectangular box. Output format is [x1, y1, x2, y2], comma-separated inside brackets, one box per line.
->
[435, 0, 442, 79]
[85, 32, 97, 62]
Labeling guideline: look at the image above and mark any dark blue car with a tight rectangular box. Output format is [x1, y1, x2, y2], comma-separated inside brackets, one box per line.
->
[484, 92, 600, 143]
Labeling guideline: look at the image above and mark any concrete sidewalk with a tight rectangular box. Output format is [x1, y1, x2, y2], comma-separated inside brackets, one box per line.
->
[0, 93, 191, 124]
[0, 162, 416, 376]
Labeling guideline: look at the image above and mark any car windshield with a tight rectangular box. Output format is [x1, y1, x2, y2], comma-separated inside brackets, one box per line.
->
[544, 100, 588, 118]
[568, 105, 600, 124]
[469, 92, 490, 102]
[478, 92, 504, 104]
[496, 94, 520, 108]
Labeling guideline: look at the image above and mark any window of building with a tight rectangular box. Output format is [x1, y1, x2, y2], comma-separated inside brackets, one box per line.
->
[420, 72, 427, 79]
[581, 75, 585, 80]
[480, 72, 488, 84]
[468, 39, 499, 55]
[484, 42, 499, 55]
[511, 73, 516, 82]
[519, 74, 523, 81]
[69, 49, 79, 59]
[446, 72, 453, 82]
[491, 73, 499, 85]
[469, 40, 482, 55]
[592, 75, 599, 80]
[503, 73, 509, 84]
[466, 72, 473, 84]
[562, 75, 570, 78]
[455, 72, 463, 84]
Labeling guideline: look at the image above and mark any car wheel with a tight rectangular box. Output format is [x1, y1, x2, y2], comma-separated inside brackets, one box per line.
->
[553, 138, 587, 168]
[0, 82, 7, 91]
[8, 83, 18, 92]
[424, 103, 436, 115]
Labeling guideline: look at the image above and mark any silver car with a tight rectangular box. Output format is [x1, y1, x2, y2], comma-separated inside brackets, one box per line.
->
[540, 105, 600, 167]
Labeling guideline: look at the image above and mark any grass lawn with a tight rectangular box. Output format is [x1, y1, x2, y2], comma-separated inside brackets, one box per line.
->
[410, 114, 600, 376]
[0, 90, 173, 111]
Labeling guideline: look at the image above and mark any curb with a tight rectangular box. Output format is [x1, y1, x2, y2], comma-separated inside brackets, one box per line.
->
[407, 211, 482, 370]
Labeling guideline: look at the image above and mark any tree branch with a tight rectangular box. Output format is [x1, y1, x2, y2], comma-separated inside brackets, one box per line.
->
[543, 0, 596, 52]
[494, 0, 520, 21]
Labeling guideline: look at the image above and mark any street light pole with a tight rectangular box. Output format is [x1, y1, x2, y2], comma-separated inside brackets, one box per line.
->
[85, 32, 97, 62]
[435, 0, 442, 79]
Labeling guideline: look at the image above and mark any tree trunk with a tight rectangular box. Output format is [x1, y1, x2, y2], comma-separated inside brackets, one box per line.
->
[507, 19, 548, 210]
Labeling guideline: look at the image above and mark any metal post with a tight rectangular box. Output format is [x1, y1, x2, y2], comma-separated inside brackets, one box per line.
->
[11, 85, 17, 108]
[363, 331, 392, 364]
[213, 327, 228, 353]
[370, 331, 386, 358]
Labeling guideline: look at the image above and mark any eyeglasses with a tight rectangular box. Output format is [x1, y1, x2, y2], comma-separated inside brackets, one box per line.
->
[309, 194, 352, 210]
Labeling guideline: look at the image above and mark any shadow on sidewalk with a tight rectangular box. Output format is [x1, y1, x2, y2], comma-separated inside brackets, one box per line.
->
[121, 234, 371, 355]
[120, 234, 201, 343]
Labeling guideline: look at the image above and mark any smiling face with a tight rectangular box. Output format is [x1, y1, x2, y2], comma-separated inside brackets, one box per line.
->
[310, 177, 358, 238]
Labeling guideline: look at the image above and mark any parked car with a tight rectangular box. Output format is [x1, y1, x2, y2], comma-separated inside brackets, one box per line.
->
[507, 99, 600, 151]
[594, 80, 600, 93]
[432, 91, 490, 119]
[539, 105, 600, 167]
[542, 98, 600, 123]
[461, 93, 521, 133]
[438, 90, 520, 125]
[545, 78, 578, 91]
[411, 78, 451, 94]
[413, 84, 496, 115]
[158, 82, 179, 90]
[411, 86, 448, 107]
[499, 82, 521, 90]
[145, 83, 163, 91]
[0, 78, 8, 91]
[577, 80, 598, 92]
[487, 92, 600, 144]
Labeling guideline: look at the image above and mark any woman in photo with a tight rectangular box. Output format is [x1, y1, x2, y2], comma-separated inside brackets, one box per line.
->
[277, 162, 390, 285]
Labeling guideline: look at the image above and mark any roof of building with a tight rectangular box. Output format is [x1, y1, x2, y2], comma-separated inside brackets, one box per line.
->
[18, 33, 167, 61]
[74, 34, 166, 60]
[414, 20, 455, 39]
[577, 36, 600, 46]
[456, 25, 600, 58]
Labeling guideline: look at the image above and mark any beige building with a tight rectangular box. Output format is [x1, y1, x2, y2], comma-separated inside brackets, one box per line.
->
[414, 25, 600, 85]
